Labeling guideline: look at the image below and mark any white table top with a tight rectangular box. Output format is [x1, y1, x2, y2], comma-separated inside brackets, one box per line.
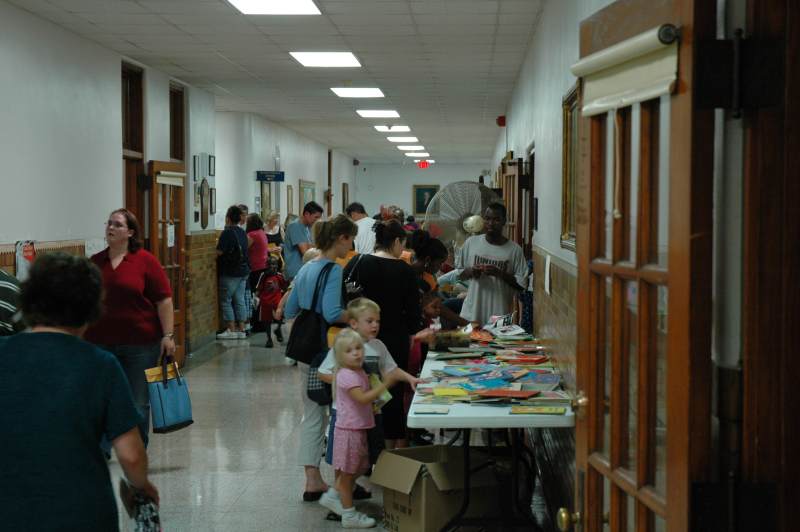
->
[406, 352, 576, 430]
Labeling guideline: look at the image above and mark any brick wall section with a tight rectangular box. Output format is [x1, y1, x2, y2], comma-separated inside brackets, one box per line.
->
[186, 231, 219, 351]
[528, 246, 578, 529]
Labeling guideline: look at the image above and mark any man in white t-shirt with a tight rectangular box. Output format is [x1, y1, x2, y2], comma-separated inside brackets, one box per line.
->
[456, 202, 527, 325]
[346, 202, 376, 254]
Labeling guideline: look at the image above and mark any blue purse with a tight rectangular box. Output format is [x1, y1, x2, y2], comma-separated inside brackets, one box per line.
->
[145, 355, 193, 433]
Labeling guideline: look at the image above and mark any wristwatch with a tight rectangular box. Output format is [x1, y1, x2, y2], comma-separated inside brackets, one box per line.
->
[163, 332, 175, 339]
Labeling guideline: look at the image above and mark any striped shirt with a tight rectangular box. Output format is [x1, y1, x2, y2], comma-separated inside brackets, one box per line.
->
[0, 270, 21, 335]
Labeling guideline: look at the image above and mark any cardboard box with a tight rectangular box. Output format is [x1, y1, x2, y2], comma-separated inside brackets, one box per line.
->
[370, 445, 498, 532]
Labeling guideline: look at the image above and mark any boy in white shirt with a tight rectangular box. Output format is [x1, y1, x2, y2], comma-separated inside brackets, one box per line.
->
[317, 298, 418, 513]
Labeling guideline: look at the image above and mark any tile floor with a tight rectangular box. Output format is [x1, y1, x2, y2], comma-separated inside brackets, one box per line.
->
[111, 334, 384, 531]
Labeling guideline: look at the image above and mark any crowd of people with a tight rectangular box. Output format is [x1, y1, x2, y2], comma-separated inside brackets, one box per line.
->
[0, 195, 528, 530]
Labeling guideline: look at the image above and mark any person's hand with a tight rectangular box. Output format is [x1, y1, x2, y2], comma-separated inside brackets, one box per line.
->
[470, 321, 482, 329]
[160, 336, 176, 359]
[413, 328, 436, 344]
[139, 480, 160, 505]
[274, 307, 283, 321]
[481, 265, 502, 277]
[461, 267, 481, 280]
[407, 375, 421, 391]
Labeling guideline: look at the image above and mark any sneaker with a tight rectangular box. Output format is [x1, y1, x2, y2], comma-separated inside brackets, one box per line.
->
[217, 329, 239, 340]
[319, 489, 344, 516]
[274, 325, 284, 343]
[235, 331, 247, 339]
[265, 336, 274, 348]
[341, 509, 376, 529]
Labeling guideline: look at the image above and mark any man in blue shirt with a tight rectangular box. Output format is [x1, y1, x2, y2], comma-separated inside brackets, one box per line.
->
[284, 201, 323, 280]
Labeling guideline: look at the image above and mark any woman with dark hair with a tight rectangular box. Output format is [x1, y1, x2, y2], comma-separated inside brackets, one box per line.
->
[85, 208, 174, 450]
[0, 253, 158, 530]
[343, 220, 423, 448]
[284, 214, 358, 501]
[408, 229, 469, 329]
[216, 205, 251, 339]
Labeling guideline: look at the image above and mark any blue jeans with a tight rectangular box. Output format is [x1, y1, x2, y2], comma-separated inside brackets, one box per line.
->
[219, 275, 248, 323]
[100, 343, 161, 452]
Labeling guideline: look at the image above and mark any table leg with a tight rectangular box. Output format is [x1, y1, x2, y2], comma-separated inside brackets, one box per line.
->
[439, 428, 471, 532]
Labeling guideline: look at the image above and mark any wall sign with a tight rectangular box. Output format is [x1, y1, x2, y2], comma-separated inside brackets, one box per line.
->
[256, 170, 285, 182]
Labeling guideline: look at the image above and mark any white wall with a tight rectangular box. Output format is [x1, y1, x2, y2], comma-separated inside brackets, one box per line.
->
[214, 111, 354, 227]
[0, 0, 122, 243]
[353, 163, 487, 218]
[0, 0, 216, 243]
[491, 0, 614, 265]
[186, 87, 216, 233]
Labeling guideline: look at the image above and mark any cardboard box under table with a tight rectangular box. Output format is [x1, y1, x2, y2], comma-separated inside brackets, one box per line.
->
[370, 445, 497, 532]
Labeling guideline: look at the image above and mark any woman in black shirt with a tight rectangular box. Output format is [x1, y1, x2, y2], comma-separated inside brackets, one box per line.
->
[343, 220, 422, 448]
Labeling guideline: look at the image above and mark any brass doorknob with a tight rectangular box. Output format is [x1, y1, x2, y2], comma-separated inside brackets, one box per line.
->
[557, 508, 581, 531]
[572, 391, 589, 416]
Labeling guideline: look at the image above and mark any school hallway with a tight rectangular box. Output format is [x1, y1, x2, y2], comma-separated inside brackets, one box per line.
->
[109, 336, 384, 531]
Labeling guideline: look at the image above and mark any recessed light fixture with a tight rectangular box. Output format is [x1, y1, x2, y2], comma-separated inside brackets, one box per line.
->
[357, 110, 399, 118]
[229, 0, 320, 15]
[331, 88, 384, 98]
[386, 136, 418, 143]
[290, 52, 360, 67]
[375, 125, 411, 133]
[405, 152, 430, 157]
[397, 145, 425, 151]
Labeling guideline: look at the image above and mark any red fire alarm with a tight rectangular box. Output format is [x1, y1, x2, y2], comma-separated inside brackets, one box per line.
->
[417, 161, 430, 169]
[496, 115, 506, 127]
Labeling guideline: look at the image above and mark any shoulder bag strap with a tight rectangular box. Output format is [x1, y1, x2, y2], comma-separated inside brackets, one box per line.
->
[309, 262, 335, 314]
[344, 253, 364, 284]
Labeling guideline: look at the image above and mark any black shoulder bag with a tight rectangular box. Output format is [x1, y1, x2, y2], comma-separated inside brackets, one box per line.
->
[285, 262, 335, 365]
[343, 253, 365, 303]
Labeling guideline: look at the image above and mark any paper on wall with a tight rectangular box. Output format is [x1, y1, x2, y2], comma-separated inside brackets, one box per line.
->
[85, 238, 106, 257]
[167, 224, 175, 248]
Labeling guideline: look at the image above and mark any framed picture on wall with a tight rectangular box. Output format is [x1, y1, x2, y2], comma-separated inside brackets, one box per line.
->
[193, 184, 200, 207]
[341, 182, 349, 213]
[192, 155, 199, 182]
[299, 179, 315, 213]
[287, 185, 294, 216]
[210, 187, 216, 214]
[413, 184, 440, 217]
[208, 155, 216, 176]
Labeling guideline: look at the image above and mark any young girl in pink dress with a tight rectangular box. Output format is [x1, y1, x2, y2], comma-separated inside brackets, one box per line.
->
[321, 329, 397, 528]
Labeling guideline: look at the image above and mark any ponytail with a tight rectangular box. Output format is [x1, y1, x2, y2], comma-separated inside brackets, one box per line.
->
[312, 214, 358, 251]
[373, 220, 407, 251]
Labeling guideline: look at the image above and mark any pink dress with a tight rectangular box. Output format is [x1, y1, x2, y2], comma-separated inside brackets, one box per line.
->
[247, 230, 268, 272]
[333, 367, 375, 474]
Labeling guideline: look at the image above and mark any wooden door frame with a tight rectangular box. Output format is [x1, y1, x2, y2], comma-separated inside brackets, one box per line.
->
[741, 0, 799, 529]
[147, 160, 187, 365]
[575, 1, 715, 530]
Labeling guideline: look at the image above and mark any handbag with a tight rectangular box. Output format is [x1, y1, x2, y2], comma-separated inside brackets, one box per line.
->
[306, 349, 332, 406]
[145, 355, 194, 433]
[343, 253, 365, 303]
[285, 262, 335, 364]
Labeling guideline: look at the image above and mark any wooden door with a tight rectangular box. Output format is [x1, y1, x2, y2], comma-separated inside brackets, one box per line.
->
[572, 1, 714, 531]
[147, 161, 187, 365]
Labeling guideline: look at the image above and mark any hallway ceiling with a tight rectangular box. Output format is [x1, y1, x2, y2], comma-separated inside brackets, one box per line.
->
[10, 0, 544, 164]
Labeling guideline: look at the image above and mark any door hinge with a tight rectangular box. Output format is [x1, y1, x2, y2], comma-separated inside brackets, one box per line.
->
[691, 479, 776, 532]
[696, 29, 784, 117]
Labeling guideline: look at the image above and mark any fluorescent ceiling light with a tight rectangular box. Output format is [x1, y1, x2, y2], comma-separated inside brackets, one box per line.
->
[426, 159, 436, 163]
[229, 0, 320, 15]
[397, 145, 425, 151]
[290, 52, 360, 67]
[386, 136, 418, 143]
[357, 110, 399, 118]
[331, 88, 384, 98]
[375, 125, 410, 133]
[405, 152, 430, 157]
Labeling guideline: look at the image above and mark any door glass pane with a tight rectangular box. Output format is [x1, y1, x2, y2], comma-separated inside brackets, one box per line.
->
[628, 104, 640, 263]
[623, 280, 638, 471]
[601, 276, 613, 457]
[604, 111, 615, 259]
[626, 495, 637, 531]
[654, 285, 668, 494]
[654, 95, 670, 267]
[654, 512, 667, 532]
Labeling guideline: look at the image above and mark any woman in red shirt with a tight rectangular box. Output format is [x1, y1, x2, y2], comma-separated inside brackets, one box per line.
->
[85, 208, 174, 449]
